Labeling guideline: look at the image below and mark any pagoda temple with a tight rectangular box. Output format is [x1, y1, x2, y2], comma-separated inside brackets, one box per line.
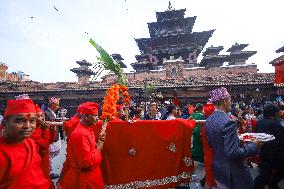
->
[227, 43, 257, 65]
[131, 2, 215, 72]
[200, 46, 228, 68]
[70, 59, 94, 84]
[111, 54, 127, 68]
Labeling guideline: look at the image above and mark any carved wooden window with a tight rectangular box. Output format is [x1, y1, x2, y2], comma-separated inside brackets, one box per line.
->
[171, 67, 178, 78]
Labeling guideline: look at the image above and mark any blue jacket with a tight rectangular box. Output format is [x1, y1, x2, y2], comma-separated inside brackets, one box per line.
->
[205, 110, 258, 189]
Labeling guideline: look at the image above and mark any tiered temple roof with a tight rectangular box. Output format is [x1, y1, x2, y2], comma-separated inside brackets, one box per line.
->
[111, 54, 127, 68]
[131, 2, 214, 72]
[227, 43, 257, 65]
[70, 59, 94, 76]
[276, 45, 284, 53]
[200, 46, 228, 68]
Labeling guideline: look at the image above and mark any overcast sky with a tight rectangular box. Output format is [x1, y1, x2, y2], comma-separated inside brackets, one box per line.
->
[0, 0, 283, 82]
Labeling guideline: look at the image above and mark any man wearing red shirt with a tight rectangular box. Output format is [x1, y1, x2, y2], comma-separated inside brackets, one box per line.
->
[31, 104, 56, 188]
[59, 102, 104, 189]
[0, 97, 49, 188]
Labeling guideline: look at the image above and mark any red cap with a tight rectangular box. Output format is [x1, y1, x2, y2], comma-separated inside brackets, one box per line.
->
[203, 104, 215, 117]
[116, 105, 123, 111]
[76, 104, 83, 114]
[79, 102, 99, 115]
[4, 99, 36, 117]
[35, 104, 43, 113]
[76, 102, 88, 114]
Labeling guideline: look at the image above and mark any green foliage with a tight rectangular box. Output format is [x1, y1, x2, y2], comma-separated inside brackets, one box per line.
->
[144, 83, 156, 95]
[89, 38, 126, 85]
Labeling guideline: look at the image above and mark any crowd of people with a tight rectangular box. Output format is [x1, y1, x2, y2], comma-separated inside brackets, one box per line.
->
[0, 87, 283, 189]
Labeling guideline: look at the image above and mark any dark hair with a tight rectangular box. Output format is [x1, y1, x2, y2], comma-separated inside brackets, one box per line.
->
[195, 103, 203, 112]
[213, 99, 224, 106]
[263, 104, 280, 118]
[182, 107, 189, 116]
[134, 108, 142, 116]
[149, 101, 157, 107]
[167, 104, 177, 114]
[231, 108, 238, 117]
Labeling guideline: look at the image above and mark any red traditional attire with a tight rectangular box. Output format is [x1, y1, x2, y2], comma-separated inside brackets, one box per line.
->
[201, 104, 217, 187]
[60, 102, 103, 189]
[59, 115, 80, 182]
[60, 124, 104, 189]
[0, 97, 49, 188]
[0, 137, 49, 189]
[31, 125, 56, 188]
[63, 115, 80, 138]
[30, 104, 56, 188]
[188, 105, 195, 115]
[201, 126, 217, 187]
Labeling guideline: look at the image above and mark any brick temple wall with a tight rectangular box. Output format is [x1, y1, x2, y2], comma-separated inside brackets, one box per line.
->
[0, 63, 20, 82]
[0, 64, 8, 80]
[102, 64, 258, 83]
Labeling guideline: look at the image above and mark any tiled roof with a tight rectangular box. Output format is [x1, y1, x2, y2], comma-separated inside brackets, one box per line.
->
[0, 73, 274, 92]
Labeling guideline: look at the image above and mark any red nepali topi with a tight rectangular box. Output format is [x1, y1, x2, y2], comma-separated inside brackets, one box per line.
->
[35, 104, 43, 113]
[80, 102, 99, 115]
[4, 99, 36, 118]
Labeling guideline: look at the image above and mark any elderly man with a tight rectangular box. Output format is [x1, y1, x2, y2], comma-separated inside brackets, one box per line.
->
[205, 87, 261, 189]
[59, 102, 104, 189]
[45, 97, 61, 179]
[0, 97, 49, 188]
[145, 101, 161, 120]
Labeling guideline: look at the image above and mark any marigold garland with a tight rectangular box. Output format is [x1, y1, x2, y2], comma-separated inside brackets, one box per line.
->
[100, 84, 131, 121]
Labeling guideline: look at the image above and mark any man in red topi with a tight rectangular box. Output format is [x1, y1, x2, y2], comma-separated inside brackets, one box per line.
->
[57, 103, 83, 185]
[0, 96, 49, 188]
[59, 102, 104, 189]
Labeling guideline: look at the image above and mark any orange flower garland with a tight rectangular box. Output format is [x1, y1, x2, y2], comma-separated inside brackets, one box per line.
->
[100, 84, 131, 121]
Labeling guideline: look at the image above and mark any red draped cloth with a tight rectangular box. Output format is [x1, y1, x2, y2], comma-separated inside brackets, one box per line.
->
[94, 119, 195, 188]
[0, 137, 49, 189]
[31, 127, 56, 188]
[201, 125, 217, 187]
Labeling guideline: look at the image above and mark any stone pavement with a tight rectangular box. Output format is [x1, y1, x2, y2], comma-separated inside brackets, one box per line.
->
[53, 140, 284, 189]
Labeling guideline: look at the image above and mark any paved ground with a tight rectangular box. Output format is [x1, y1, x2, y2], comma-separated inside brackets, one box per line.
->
[53, 140, 284, 189]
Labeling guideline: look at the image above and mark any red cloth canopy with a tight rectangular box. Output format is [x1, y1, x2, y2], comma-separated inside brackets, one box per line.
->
[94, 119, 196, 188]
